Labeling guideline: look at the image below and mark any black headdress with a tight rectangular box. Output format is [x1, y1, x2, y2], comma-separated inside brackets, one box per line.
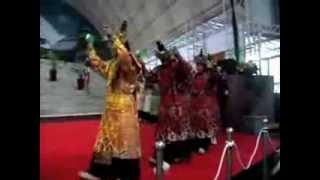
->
[154, 40, 171, 62]
[194, 49, 207, 65]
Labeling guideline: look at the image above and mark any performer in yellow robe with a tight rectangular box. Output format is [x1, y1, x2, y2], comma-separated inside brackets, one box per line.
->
[80, 21, 143, 180]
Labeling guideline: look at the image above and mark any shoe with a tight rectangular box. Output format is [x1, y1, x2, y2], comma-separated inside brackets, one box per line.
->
[211, 137, 217, 145]
[152, 161, 171, 174]
[198, 147, 206, 154]
[79, 171, 101, 180]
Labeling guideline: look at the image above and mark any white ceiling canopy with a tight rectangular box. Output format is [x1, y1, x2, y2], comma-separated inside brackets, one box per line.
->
[65, 0, 223, 50]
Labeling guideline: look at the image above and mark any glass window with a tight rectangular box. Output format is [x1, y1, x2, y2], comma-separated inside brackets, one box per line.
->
[269, 57, 280, 83]
[261, 40, 280, 59]
[274, 83, 280, 93]
[260, 60, 269, 76]
[246, 38, 280, 93]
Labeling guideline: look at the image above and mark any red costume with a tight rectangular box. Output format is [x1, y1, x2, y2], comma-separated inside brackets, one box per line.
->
[153, 58, 193, 143]
[189, 55, 221, 151]
[146, 43, 193, 163]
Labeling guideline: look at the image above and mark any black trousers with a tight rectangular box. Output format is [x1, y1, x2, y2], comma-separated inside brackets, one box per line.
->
[189, 138, 211, 152]
[153, 140, 192, 164]
[88, 157, 140, 180]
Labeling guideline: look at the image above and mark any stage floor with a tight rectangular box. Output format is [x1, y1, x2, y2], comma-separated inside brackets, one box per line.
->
[40, 119, 279, 180]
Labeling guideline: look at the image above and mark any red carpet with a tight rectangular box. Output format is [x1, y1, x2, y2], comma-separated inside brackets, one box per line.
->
[40, 119, 279, 180]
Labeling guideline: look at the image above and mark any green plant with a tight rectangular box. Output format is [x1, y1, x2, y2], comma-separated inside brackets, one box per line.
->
[47, 51, 57, 69]
[40, 47, 49, 58]
[47, 51, 67, 70]
[237, 61, 258, 75]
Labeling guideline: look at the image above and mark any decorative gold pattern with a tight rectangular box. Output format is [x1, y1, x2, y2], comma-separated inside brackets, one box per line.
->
[93, 93, 141, 161]
[87, 47, 141, 164]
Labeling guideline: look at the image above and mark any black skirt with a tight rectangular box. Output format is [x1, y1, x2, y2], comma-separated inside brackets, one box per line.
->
[153, 140, 192, 164]
[88, 156, 140, 180]
[189, 138, 211, 152]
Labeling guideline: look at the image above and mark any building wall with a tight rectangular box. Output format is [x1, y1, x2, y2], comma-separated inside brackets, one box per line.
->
[40, 0, 97, 48]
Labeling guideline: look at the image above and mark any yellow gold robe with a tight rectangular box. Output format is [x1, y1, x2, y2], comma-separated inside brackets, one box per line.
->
[88, 48, 141, 165]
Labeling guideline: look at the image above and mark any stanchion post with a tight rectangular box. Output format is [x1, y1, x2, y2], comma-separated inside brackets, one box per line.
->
[226, 127, 234, 180]
[262, 118, 269, 180]
[155, 141, 165, 180]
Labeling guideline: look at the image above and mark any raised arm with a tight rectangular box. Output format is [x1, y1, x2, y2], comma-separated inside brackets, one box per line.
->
[175, 58, 194, 92]
[169, 47, 194, 91]
[144, 65, 161, 85]
[205, 67, 219, 92]
[86, 44, 112, 79]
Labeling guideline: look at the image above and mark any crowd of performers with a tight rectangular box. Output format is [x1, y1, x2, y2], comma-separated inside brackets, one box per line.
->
[79, 21, 237, 180]
[145, 44, 224, 168]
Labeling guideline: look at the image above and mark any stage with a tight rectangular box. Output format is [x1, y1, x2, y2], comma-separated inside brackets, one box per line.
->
[40, 118, 279, 180]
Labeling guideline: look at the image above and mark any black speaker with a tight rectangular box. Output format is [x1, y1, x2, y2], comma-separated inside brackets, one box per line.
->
[224, 75, 274, 134]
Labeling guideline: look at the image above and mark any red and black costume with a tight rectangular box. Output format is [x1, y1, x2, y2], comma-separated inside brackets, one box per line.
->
[189, 54, 221, 151]
[145, 42, 193, 163]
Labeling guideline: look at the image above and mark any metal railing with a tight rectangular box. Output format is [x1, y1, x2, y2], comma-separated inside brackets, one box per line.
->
[151, 118, 279, 180]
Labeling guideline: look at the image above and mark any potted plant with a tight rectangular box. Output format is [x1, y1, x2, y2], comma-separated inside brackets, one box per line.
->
[237, 61, 258, 76]
[71, 32, 97, 91]
[77, 72, 85, 90]
[71, 65, 86, 90]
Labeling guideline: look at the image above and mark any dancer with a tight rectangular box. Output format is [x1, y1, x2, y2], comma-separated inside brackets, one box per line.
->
[189, 52, 221, 154]
[146, 41, 193, 169]
[79, 21, 143, 180]
[215, 62, 230, 128]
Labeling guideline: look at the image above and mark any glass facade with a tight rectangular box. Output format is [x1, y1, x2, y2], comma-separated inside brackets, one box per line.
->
[246, 38, 280, 92]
